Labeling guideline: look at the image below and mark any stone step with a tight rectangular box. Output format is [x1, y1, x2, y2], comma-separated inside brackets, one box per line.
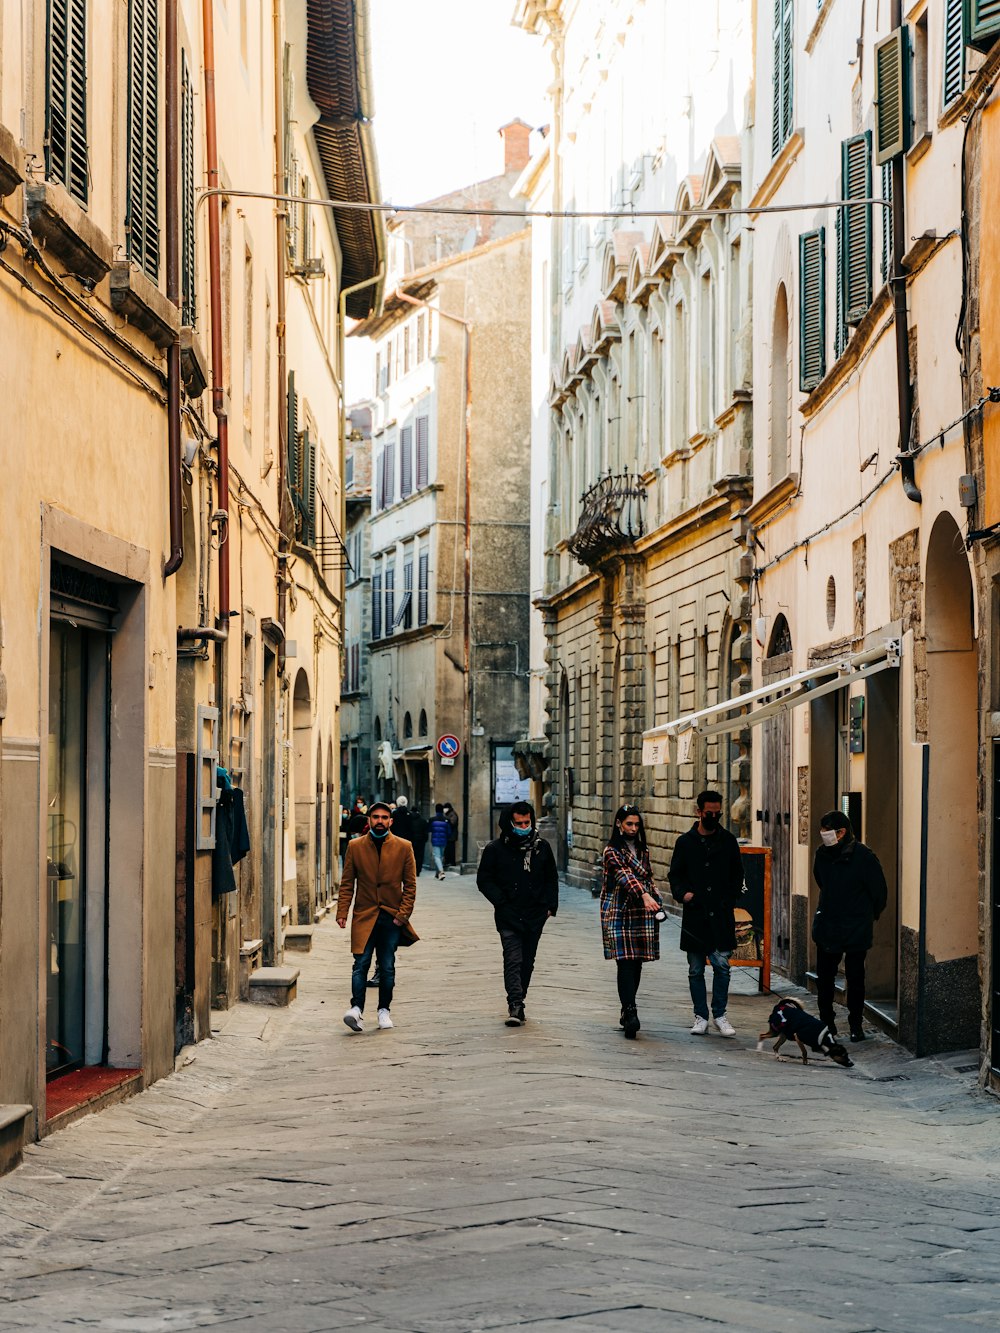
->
[239, 938, 264, 1002]
[283, 926, 314, 953]
[0, 1105, 32, 1178]
[248, 965, 300, 1007]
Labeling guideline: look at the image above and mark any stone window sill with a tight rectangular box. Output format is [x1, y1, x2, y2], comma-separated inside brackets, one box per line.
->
[0, 123, 24, 199]
[180, 325, 210, 396]
[110, 261, 180, 350]
[26, 181, 113, 285]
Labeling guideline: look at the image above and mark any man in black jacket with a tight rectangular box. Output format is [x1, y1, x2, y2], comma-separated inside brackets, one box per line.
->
[812, 810, 888, 1042]
[477, 802, 559, 1027]
[668, 790, 745, 1038]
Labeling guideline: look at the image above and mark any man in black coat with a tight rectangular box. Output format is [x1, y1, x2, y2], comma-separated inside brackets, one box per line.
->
[668, 790, 745, 1038]
[812, 810, 888, 1042]
[477, 801, 559, 1027]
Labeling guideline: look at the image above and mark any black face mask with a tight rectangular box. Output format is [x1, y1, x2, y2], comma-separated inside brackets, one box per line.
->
[700, 811, 721, 830]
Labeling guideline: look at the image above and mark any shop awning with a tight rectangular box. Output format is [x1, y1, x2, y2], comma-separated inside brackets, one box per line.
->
[641, 638, 901, 765]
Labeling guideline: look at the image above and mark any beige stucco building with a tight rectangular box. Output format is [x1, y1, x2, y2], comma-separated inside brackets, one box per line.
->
[0, 0, 382, 1171]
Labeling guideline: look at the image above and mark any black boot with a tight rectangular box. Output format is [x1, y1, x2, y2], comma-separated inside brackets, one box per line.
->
[622, 1006, 640, 1039]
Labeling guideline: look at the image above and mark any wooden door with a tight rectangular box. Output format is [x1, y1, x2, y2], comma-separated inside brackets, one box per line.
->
[760, 641, 792, 974]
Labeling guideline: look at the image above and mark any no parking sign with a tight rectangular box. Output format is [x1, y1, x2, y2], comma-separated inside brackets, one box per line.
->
[436, 734, 461, 766]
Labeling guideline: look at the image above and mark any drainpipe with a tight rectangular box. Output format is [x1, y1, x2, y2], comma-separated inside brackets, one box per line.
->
[890, 0, 921, 503]
[164, 0, 184, 577]
[274, 2, 289, 671]
[393, 288, 473, 864]
[202, 0, 231, 625]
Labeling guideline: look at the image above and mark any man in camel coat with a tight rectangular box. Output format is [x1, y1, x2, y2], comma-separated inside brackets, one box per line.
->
[337, 800, 418, 1032]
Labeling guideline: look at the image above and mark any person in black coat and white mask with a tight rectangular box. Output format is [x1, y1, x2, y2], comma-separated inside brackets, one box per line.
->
[477, 802, 558, 1027]
[812, 810, 888, 1043]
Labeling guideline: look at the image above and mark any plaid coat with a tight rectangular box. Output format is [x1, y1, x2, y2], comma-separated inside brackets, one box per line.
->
[601, 844, 661, 961]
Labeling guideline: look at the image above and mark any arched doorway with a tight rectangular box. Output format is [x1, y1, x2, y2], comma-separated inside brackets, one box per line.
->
[770, 285, 791, 484]
[293, 670, 314, 926]
[762, 614, 793, 973]
[925, 512, 978, 1052]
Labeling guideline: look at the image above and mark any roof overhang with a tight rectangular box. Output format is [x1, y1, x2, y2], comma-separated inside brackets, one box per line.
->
[641, 639, 901, 765]
[306, 0, 386, 318]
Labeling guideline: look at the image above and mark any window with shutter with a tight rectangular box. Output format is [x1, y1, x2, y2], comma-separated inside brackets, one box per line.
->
[418, 550, 429, 626]
[384, 565, 395, 636]
[46, 0, 89, 206]
[126, 0, 160, 280]
[287, 372, 299, 492]
[834, 211, 848, 359]
[840, 132, 872, 326]
[799, 229, 826, 392]
[372, 569, 382, 640]
[874, 26, 910, 164]
[181, 53, 196, 325]
[880, 161, 893, 284]
[970, 0, 1000, 49]
[375, 449, 385, 513]
[943, 0, 966, 105]
[402, 557, 413, 630]
[383, 438, 395, 508]
[400, 425, 413, 498]
[416, 313, 426, 364]
[415, 415, 429, 489]
[771, 0, 794, 158]
[303, 433, 316, 547]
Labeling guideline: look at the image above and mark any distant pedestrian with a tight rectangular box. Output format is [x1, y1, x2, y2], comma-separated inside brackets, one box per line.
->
[408, 806, 428, 873]
[477, 802, 558, 1026]
[391, 794, 412, 840]
[669, 790, 745, 1038]
[337, 800, 418, 1033]
[428, 804, 450, 879]
[601, 805, 662, 1039]
[443, 801, 459, 866]
[348, 798, 369, 838]
[812, 810, 888, 1042]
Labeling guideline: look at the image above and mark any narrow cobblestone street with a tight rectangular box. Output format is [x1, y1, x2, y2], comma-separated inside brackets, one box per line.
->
[1, 875, 998, 1333]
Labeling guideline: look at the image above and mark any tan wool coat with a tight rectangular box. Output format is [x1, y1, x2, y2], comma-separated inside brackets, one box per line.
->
[337, 832, 419, 953]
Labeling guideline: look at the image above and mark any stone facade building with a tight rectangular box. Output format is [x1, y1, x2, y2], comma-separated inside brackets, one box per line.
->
[341, 404, 374, 807]
[0, 0, 382, 1170]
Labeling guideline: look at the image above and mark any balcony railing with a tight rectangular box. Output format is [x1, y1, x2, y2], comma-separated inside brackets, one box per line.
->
[566, 468, 646, 569]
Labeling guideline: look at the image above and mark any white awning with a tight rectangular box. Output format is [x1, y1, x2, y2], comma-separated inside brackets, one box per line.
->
[641, 638, 901, 765]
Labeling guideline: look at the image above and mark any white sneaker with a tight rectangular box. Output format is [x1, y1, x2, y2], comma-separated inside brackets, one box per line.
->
[377, 1008, 393, 1030]
[690, 1015, 709, 1035]
[343, 1006, 364, 1032]
[713, 1013, 736, 1037]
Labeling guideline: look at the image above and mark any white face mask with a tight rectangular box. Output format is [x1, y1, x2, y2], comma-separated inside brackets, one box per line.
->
[820, 829, 840, 848]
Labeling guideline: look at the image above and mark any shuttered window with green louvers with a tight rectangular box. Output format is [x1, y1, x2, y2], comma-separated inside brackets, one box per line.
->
[943, 0, 966, 105]
[799, 229, 826, 392]
[771, 0, 794, 158]
[181, 52, 196, 327]
[126, 0, 159, 280]
[880, 162, 893, 284]
[841, 132, 872, 327]
[970, 0, 1000, 48]
[874, 26, 910, 164]
[46, 0, 89, 206]
[834, 211, 848, 360]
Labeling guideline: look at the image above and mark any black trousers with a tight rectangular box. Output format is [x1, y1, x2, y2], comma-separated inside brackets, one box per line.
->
[816, 947, 867, 1028]
[498, 924, 544, 1007]
[616, 959, 643, 1010]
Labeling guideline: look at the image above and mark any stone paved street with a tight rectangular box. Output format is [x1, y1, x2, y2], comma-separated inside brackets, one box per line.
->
[1, 875, 999, 1333]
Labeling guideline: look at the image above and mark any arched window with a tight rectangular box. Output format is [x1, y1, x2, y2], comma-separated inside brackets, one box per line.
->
[403, 712, 413, 739]
[770, 284, 791, 482]
[374, 716, 382, 743]
[418, 709, 428, 737]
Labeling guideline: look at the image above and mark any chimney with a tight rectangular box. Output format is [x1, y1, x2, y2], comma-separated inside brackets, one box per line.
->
[499, 119, 532, 175]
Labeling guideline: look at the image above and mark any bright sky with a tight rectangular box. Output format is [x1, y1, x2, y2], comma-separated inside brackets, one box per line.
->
[368, 0, 551, 203]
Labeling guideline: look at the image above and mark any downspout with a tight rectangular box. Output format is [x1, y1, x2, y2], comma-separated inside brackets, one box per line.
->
[164, 0, 184, 576]
[274, 2, 289, 672]
[202, 0, 231, 626]
[393, 288, 473, 864]
[890, 0, 921, 503]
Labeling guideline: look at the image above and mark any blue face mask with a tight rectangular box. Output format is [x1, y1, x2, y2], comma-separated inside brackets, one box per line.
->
[512, 825, 532, 838]
[370, 826, 389, 839]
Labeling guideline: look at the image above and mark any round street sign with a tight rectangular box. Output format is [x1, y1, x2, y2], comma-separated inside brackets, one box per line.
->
[436, 734, 461, 759]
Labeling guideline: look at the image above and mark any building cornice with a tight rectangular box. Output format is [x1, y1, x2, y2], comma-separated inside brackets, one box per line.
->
[745, 473, 800, 528]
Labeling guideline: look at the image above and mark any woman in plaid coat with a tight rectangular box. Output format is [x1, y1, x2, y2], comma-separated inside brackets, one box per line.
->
[601, 805, 662, 1039]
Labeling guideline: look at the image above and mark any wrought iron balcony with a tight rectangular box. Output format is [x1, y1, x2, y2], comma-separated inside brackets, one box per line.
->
[567, 469, 646, 569]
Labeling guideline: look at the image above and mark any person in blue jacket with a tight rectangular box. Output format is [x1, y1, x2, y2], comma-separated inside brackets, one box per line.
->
[428, 804, 451, 879]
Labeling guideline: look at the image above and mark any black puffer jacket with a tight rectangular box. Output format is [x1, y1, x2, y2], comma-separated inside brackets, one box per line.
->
[668, 823, 745, 954]
[811, 837, 888, 953]
[477, 808, 558, 932]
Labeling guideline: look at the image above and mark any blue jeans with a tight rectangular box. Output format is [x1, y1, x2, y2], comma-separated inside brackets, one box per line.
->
[687, 950, 732, 1019]
[351, 912, 402, 1011]
[431, 844, 445, 874]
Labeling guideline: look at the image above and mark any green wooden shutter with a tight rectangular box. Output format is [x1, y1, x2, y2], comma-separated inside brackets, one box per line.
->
[46, 0, 89, 206]
[880, 161, 893, 284]
[970, 0, 1000, 48]
[874, 26, 910, 164]
[287, 372, 299, 493]
[126, 0, 159, 279]
[943, 0, 966, 105]
[305, 434, 316, 547]
[841, 132, 872, 326]
[834, 211, 847, 359]
[771, 0, 793, 158]
[181, 52, 196, 326]
[799, 229, 826, 392]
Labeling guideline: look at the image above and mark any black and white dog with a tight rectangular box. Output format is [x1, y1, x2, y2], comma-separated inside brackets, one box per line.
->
[757, 997, 853, 1067]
